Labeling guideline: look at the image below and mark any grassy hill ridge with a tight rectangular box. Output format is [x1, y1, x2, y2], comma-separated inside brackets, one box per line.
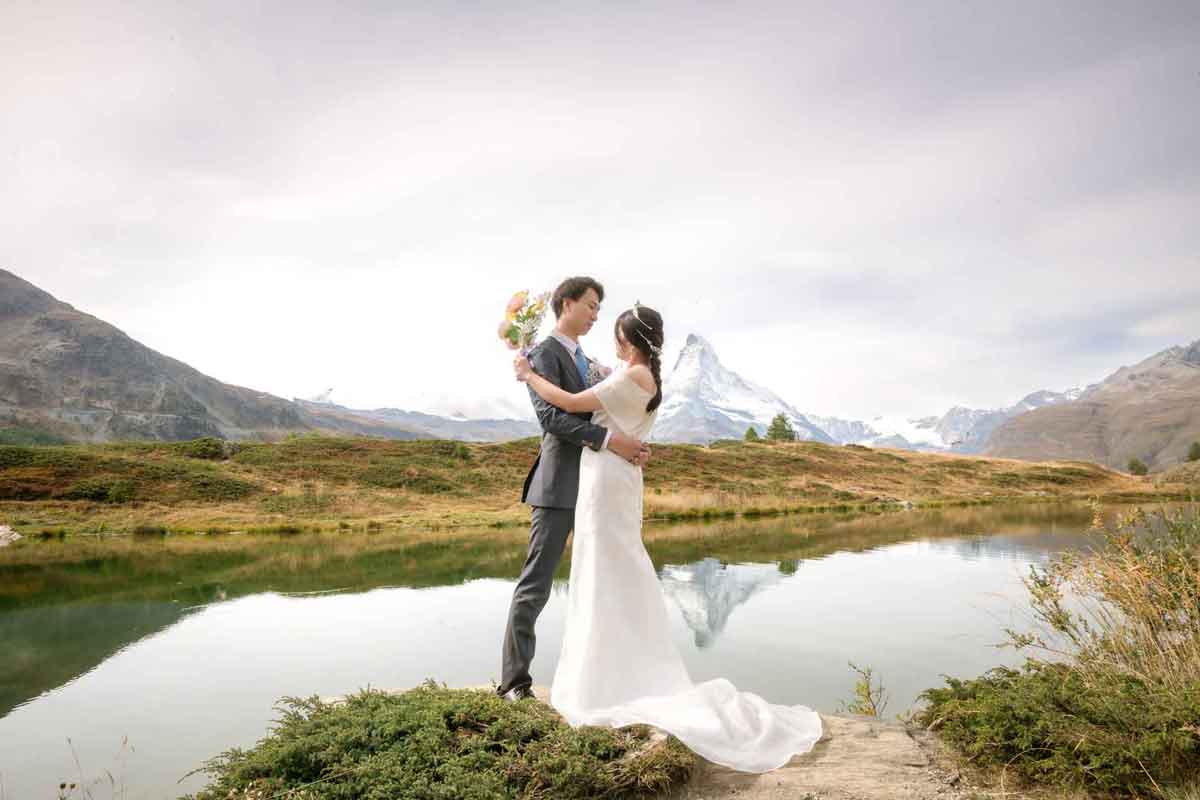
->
[0, 435, 1181, 536]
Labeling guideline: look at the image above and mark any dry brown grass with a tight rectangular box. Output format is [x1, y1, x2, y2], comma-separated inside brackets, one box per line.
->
[0, 437, 1176, 537]
[1016, 504, 1200, 696]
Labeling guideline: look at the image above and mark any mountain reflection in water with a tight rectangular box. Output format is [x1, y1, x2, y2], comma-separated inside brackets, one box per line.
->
[659, 559, 783, 648]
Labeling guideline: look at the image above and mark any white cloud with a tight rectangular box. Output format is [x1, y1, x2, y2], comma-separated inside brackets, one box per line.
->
[2, 1, 1197, 422]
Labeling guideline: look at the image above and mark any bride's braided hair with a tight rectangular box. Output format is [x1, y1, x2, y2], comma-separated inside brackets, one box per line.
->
[614, 303, 664, 412]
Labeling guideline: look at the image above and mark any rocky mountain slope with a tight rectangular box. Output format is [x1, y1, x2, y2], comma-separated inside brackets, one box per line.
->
[296, 400, 539, 442]
[0, 269, 533, 443]
[0, 269, 316, 442]
[986, 340, 1200, 470]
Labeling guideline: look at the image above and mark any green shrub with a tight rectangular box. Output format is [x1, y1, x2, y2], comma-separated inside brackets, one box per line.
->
[172, 437, 231, 460]
[184, 474, 258, 501]
[62, 478, 136, 504]
[184, 684, 695, 800]
[1128, 457, 1149, 476]
[917, 506, 1200, 796]
[1188, 442, 1200, 463]
[361, 462, 455, 494]
[919, 661, 1200, 796]
[0, 427, 69, 445]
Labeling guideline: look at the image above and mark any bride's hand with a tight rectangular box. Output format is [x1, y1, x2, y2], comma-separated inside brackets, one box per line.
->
[513, 354, 533, 382]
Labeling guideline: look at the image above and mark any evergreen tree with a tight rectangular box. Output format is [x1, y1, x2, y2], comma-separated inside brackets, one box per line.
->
[744, 426, 760, 442]
[1127, 457, 1148, 476]
[766, 413, 797, 442]
[1188, 441, 1200, 462]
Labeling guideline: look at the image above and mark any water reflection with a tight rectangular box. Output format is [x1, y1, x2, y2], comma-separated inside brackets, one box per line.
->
[660, 559, 783, 648]
[0, 602, 190, 717]
[0, 503, 1129, 800]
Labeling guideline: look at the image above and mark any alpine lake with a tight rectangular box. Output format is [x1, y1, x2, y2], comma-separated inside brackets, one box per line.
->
[0, 501, 1139, 799]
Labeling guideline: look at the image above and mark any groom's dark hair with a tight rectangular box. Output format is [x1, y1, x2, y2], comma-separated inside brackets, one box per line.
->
[551, 277, 605, 318]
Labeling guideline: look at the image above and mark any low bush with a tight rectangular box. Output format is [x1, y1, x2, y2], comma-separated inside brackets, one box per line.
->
[916, 506, 1200, 796]
[171, 437, 232, 460]
[183, 683, 695, 800]
[62, 477, 136, 504]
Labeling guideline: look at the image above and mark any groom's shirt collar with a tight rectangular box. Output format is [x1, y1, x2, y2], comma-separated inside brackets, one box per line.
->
[550, 330, 580, 355]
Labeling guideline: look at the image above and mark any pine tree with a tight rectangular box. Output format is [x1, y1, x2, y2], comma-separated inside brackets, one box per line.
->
[1188, 441, 1200, 462]
[744, 426, 760, 442]
[766, 413, 797, 442]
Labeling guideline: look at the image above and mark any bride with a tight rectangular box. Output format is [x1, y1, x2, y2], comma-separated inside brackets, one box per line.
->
[514, 303, 823, 773]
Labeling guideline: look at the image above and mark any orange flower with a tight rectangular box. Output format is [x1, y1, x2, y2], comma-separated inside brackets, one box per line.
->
[506, 291, 528, 315]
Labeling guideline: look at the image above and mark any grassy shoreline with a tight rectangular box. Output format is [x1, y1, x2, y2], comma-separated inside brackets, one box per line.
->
[0, 501, 1113, 609]
[0, 435, 1186, 539]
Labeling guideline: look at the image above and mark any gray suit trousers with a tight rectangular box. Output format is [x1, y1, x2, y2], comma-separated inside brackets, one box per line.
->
[497, 506, 574, 696]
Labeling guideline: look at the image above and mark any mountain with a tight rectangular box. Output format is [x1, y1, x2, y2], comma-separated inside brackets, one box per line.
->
[652, 335, 834, 444]
[296, 400, 539, 442]
[0, 269, 315, 441]
[986, 340, 1200, 470]
[0, 269, 535, 444]
[804, 388, 1083, 454]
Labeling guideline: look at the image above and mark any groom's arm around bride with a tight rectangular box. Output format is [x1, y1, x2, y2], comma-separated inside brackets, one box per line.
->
[497, 276, 647, 701]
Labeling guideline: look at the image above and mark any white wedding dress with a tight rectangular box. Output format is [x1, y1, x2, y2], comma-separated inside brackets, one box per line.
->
[549, 366, 823, 773]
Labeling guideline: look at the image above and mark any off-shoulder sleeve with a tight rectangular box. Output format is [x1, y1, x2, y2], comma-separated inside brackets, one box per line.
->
[592, 370, 650, 435]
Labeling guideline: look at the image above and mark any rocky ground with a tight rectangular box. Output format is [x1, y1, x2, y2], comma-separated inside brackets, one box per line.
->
[668, 713, 970, 800]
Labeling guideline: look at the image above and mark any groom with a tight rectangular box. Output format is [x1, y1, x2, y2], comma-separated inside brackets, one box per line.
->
[497, 276, 651, 701]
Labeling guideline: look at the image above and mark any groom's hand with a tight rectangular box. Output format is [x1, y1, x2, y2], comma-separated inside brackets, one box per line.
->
[608, 432, 649, 464]
[635, 446, 651, 468]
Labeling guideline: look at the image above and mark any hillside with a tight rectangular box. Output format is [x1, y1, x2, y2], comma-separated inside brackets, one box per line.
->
[986, 340, 1200, 471]
[0, 436, 1169, 535]
[0, 269, 531, 444]
[0, 269, 317, 441]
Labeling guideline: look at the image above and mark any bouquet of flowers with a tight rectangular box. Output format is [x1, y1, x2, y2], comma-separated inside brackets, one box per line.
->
[497, 290, 550, 353]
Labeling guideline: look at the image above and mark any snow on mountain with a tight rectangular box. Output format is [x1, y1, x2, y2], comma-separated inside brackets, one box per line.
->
[803, 414, 879, 444]
[658, 558, 785, 648]
[652, 334, 833, 444]
[806, 388, 1084, 453]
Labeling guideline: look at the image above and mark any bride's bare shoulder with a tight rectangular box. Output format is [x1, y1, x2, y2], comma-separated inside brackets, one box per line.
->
[625, 364, 657, 394]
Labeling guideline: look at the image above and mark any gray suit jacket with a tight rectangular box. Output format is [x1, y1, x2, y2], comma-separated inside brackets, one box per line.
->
[521, 337, 608, 509]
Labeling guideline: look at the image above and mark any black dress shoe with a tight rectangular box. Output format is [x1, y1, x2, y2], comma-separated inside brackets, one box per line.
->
[501, 686, 536, 702]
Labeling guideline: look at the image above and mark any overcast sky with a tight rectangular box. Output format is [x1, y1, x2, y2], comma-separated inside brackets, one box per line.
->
[3, 1, 1198, 421]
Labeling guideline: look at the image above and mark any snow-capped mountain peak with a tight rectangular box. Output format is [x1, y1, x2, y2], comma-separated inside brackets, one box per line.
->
[654, 333, 833, 444]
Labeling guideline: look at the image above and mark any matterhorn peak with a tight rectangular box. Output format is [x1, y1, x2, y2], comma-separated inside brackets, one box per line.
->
[654, 332, 833, 445]
[671, 332, 722, 375]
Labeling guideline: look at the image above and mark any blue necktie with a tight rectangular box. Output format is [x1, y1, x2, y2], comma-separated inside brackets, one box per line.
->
[574, 346, 590, 386]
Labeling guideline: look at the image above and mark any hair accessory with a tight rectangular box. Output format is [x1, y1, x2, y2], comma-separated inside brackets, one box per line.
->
[629, 302, 662, 356]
